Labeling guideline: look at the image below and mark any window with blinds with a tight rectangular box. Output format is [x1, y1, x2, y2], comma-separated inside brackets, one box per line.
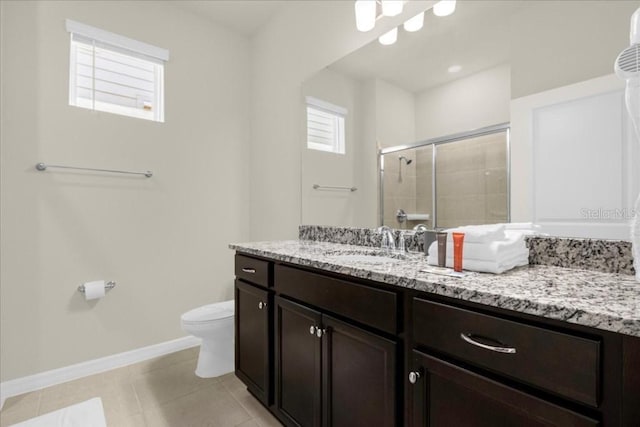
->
[306, 96, 347, 154]
[66, 20, 168, 122]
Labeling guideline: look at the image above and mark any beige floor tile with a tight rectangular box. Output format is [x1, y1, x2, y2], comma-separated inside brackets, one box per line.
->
[218, 373, 244, 390]
[128, 346, 200, 376]
[143, 382, 251, 427]
[225, 385, 271, 421]
[39, 380, 140, 419]
[0, 391, 41, 427]
[235, 419, 261, 427]
[133, 359, 218, 411]
[253, 414, 282, 427]
[106, 411, 147, 427]
[38, 367, 140, 418]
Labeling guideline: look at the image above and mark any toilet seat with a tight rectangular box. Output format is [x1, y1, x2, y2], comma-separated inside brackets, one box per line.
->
[181, 301, 234, 325]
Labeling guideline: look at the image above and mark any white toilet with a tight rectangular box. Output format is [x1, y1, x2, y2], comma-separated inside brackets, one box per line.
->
[181, 299, 235, 378]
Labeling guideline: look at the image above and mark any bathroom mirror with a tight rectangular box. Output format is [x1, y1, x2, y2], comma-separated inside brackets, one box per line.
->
[300, 0, 639, 240]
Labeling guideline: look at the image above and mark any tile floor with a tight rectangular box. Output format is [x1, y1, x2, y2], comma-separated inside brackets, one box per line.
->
[0, 347, 282, 427]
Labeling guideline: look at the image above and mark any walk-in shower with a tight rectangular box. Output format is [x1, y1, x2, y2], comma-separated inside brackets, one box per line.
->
[398, 155, 413, 182]
[379, 123, 510, 229]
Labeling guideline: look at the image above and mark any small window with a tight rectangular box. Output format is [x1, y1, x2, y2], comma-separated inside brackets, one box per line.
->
[306, 96, 347, 154]
[66, 20, 169, 122]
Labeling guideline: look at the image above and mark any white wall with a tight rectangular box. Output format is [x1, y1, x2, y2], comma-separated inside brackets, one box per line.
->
[510, 1, 637, 99]
[510, 74, 638, 240]
[415, 64, 511, 141]
[0, 1, 250, 381]
[375, 79, 416, 149]
[249, 1, 435, 240]
[301, 69, 362, 226]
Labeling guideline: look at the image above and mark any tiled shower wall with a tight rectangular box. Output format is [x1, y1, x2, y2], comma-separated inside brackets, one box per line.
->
[382, 154, 417, 228]
[436, 132, 508, 228]
[382, 131, 508, 229]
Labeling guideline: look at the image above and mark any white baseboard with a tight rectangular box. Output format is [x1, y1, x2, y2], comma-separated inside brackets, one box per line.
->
[0, 336, 201, 409]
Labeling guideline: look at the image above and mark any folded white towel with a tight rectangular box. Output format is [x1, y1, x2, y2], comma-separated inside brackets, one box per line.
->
[444, 224, 506, 243]
[427, 251, 529, 274]
[429, 231, 527, 263]
[505, 222, 540, 230]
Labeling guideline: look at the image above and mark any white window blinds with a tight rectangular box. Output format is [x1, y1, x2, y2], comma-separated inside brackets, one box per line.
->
[306, 96, 347, 154]
[66, 20, 168, 122]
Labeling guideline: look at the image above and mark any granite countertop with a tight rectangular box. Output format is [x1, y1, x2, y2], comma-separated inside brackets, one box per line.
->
[229, 240, 640, 338]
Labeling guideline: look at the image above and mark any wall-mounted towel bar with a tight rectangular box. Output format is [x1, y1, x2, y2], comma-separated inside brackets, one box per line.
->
[313, 184, 357, 192]
[36, 163, 153, 178]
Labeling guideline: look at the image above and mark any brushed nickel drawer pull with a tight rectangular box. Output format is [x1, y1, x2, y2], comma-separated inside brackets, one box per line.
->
[242, 268, 256, 274]
[460, 333, 517, 354]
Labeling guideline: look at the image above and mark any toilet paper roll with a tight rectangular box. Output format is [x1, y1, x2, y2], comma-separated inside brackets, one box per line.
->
[83, 280, 106, 300]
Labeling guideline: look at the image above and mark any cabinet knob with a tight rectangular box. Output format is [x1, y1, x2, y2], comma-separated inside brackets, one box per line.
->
[258, 301, 267, 310]
[309, 325, 317, 335]
[408, 371, 421, 384]
[316, 328, 325, 338]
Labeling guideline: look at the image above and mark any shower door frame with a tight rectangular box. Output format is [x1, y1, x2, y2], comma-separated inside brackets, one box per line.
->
[378, 122, 511, 228]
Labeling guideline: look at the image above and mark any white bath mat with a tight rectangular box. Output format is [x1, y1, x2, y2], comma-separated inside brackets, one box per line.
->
[10, 397, 107, 427]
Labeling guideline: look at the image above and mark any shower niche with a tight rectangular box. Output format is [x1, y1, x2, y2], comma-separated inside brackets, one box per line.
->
[380, 125, 510, 229]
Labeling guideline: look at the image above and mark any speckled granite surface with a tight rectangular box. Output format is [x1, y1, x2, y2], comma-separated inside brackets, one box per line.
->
[229, 240, 640, 337]
[298, 225, 425, 252]
[527, 236, 635, 275]
[299, 225, 636, 275]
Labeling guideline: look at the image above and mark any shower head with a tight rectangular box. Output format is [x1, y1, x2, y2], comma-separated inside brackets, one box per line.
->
[399, 156, 413, 165]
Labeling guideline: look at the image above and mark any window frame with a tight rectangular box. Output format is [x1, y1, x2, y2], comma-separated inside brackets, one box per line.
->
[306, 96, 347, 155]
[66, 20, 168, 123]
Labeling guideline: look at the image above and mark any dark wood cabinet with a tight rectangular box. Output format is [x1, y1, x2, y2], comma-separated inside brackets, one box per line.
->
[275, 296, 322, 427]
[274, 296, 397, 427]
[235, 279, 272, 405]
[413, 298, 600, 407]
[233, 252, 638, 427]
[410, 350, 599, 427]
[322, 315, 396, 427]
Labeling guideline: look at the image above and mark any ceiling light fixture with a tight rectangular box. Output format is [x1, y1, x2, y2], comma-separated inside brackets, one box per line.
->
[433, 0, 456, 17]
[403, 12, 424, 32]
[448, 64, 462, 73]
[355, 0, 377, 32]
[379, 27, 398, 45]
[381, 0, 404, 17]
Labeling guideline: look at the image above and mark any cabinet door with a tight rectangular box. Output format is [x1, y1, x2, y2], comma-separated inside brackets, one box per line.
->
[410, 350, 599, 427]
[275, 296, 322, 427]
[235, 280, 271, 404]
[322, 315, 397, 427]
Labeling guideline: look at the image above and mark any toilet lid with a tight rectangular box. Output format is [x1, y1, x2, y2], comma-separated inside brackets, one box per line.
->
[182, 301, 234, 323]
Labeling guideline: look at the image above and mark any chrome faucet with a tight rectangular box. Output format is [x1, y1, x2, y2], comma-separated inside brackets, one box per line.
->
[398, 231, 406, 254]
[377, 226, 396, 251]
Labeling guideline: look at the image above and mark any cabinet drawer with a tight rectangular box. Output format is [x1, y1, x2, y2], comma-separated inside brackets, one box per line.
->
[235, 254, 271, 288]
[411, 351, 599, 427]
[413, 298, 600, 407]
[275, 265, 398, 334]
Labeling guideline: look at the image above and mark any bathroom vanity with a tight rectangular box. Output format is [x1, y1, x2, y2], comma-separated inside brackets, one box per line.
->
[230, 239, 640, 427]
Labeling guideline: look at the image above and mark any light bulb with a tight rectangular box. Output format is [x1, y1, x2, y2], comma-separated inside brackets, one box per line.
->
[355, 0, 377, 32]
[448, 65, 462, 73]
[381, 0, 403, 17]
[379, 27, 398, 45]
[403, 12, 424, 32]
[433, 0, 456, 17]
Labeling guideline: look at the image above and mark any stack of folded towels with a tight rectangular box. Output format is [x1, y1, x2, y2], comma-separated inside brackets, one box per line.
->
[427, 223, 540, 274]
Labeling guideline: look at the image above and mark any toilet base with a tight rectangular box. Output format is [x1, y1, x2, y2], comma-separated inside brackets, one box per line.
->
[194, 336, 234, 378]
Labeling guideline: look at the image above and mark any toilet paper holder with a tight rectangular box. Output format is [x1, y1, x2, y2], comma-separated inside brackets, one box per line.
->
[77, 281, 116, 293]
